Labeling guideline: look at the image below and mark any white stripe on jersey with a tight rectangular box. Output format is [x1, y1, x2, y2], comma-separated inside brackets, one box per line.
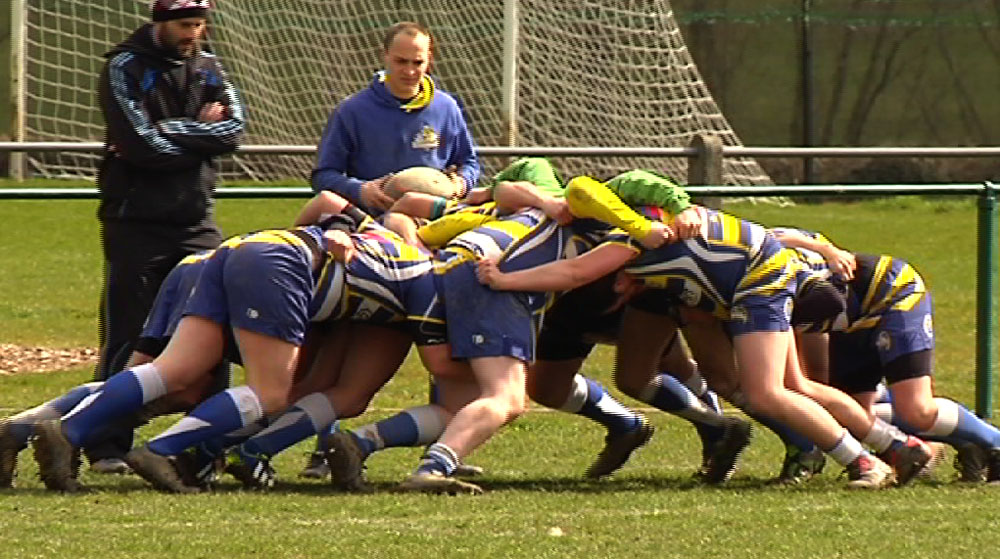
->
[627, 255, 728, 305]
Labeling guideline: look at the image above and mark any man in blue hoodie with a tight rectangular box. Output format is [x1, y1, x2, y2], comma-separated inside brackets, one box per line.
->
[303, 22, 480, 478]
[311, 21, 480, 215]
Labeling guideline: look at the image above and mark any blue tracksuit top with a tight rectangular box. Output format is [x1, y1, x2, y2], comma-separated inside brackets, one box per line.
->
[311, 72, 480, 213]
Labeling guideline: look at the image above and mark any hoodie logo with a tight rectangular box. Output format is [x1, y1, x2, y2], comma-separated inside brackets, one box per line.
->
[411, 125, 440, 150]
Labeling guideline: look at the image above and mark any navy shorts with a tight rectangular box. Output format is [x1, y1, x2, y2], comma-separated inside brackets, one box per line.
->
[183, 239, 313, 346]
[440, 260, 537, 362]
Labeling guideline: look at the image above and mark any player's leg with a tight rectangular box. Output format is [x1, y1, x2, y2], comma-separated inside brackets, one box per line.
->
[528, 357, 651, 479]
[231, 324, 410, 489]
[735, 329, 895, 489]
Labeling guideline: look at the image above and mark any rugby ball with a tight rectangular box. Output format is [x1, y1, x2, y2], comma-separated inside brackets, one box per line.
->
[382, 166, 458, 200]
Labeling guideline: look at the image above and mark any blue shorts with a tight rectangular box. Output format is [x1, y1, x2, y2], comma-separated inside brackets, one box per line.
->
[725, 235, 797, 337]
[830, 293, 934, 392]
[139, 252, 211, 343]
[183, 239, 313, 346]
[439, 260, 536, 362]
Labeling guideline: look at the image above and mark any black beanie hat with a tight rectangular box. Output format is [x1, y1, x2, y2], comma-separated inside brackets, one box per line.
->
[151, 0, 211, 22]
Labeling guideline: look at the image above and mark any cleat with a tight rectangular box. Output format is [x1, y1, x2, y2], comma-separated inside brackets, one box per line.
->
[125, 446, 201, 494]
[777, 446, 826, 485]
[845, 454, 895, 489]
[89, 457, 132, 475]
[584, 415, 654, 479]
[298, 451, 330, 479]
[915, 442, 947, 480]
[397, 471, 483, 495]
[702, 417, 752, 484]
[1, 419, 24, 489]
[953, 442, 988, 482]
[174, 445, 224, 490]
[225, 447, 275, 490]
[878, 436, 933, 486]
[32, 420, 82, 492]
[453, 462, 485, 477]
[325, 432, 372, 493]
[987, 447, 1000, 483]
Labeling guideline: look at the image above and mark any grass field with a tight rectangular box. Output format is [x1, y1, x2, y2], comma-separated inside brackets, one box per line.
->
[1, 195, 998, 558]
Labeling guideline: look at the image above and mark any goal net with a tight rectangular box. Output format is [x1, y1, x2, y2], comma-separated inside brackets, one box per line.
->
[20, 0, 771, 185]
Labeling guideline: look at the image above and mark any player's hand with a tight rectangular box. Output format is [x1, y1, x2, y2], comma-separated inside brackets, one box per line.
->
[463, 187, 493, 205]
[542, 198, 574, 225]
[197, 102, 226, 123]
[444, 165, 467, 198]
[672, 205, 705, 240]
[360, 176, 395, 212]
[323, 229, 355, 264]
[476, 258, 506, 289]
[821, 245, 856, 281]
[640, 221, 675, 249]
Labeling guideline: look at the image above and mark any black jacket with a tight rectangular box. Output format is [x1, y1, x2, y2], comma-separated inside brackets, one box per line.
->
[96, 24, 245, 231]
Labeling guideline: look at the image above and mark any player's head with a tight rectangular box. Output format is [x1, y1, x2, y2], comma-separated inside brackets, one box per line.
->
[151, 0, 211, 59]
[382, 22, 434, 99]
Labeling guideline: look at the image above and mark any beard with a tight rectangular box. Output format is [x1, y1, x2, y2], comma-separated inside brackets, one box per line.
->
[159, 26, 202, 59]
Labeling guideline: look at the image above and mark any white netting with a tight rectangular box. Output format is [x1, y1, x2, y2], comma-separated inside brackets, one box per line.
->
[21, 0, 771, 185]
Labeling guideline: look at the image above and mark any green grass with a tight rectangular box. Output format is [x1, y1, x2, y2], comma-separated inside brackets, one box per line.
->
[1, 197, 998, 558]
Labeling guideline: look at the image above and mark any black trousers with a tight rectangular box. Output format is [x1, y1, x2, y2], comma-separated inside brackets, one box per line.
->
[87, 220, 222, 462]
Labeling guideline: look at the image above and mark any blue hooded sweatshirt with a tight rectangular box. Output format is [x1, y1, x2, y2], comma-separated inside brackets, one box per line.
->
[311, 71, 480, 213]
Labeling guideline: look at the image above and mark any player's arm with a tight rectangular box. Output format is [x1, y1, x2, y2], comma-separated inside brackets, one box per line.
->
[294, 191, 369, 229]
[605, 169, 690, 215]
[416, 211, 496, 248]
[565, 176, 674, 249]
[772, 227, 856, 280]
[388, 192, 457, 220]
[477, 243, 638, 292]
[309, 106, 393, 212]
[447, 100, 481, 198]
[492, 181, 572, 224]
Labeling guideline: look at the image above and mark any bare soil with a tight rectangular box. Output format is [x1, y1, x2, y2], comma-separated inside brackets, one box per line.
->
[0, 344, 97, 375]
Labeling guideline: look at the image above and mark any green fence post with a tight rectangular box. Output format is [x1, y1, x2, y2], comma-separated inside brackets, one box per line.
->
[976, 181, 998, 418]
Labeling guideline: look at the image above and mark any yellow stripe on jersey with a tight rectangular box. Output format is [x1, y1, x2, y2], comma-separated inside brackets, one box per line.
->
[860, 255, 892, 314]
[178, 251, 214, 265]
[737, 248, 795, 294]
[222, 229, 309, 252]
[565, 176, 656, 240]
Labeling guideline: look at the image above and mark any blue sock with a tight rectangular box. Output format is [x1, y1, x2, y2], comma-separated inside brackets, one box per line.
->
[242, 393, 336, 458]
[559, 375, 640, 435]
[352, 405, 447, 459]
[745, 410, 816, 453]
[62, 364, 165, 447]
[147, 386, 262, 456]
[579, 378, 640, 435]
[312, 420, 341, 453]
[8, 383, 102, 445]
[641, 374, 725, 440]
[884, 398, 1000, 450]
[199, 419, 269, 458]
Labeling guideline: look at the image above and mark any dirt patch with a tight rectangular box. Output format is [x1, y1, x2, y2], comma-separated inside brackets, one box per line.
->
[0, 344, 98, 375]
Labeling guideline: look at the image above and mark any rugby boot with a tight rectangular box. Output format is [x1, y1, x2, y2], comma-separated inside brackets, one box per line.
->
[776, 446, 826, 485]
[298, 451, 330, 479]
[325, 432, 373, 493]
[125, 446, 200, 494]
[89, 457, 131, 475]
[584, 415, 654, 479]
[877, 435, 933, 486]
[225, 447, 276, 490]
[915, 442, 947, 480]
[453, 462, 485, 477]
[174, 444, 225, 490]
[397, 471, 484, 495]
[953, 442, 988, 482]
[987, 447, 1000, 483]
[702, 417, 752, 484]
[845, 454, 895, 490]
[32, 419, 82, 492]
[0, 419, 24, 489]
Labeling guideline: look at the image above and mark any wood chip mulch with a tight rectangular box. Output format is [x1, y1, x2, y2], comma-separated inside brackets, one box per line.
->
[0, 344, 98, 375]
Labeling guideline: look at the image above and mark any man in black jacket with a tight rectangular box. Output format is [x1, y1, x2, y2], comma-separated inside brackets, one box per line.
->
[90, 0, 244, 473]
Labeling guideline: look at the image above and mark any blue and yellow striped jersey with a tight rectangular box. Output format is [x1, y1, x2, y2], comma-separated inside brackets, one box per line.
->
[625, 208, 796, 320]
